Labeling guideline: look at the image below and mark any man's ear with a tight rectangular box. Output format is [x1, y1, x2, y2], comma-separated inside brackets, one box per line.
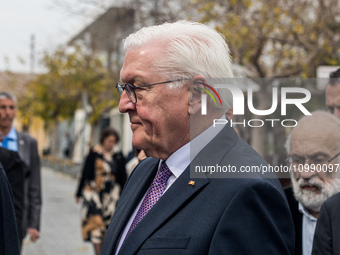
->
[189, 76, 207, 115]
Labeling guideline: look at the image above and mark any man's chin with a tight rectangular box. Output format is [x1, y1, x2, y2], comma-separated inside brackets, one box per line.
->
[132, 135, 147, 151]
[293, 178, 340, 213]
[296, 190, 324, 212]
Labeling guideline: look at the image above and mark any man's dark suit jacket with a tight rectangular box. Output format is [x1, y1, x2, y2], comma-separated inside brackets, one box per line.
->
[101, 124, 295, 255]
[0, 147, 24, 242]
[16, 131, 41, 237]
[0, 163, 20, 255]
[312, 192, 340, 255]
[285, 186, 303, 255]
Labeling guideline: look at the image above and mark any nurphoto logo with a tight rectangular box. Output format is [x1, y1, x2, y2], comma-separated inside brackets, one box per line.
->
[200, 80, 312, 128]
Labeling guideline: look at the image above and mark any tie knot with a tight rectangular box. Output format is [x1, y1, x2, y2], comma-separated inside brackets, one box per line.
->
[124, 161, 173, 238]
[155, 162, 172, 184]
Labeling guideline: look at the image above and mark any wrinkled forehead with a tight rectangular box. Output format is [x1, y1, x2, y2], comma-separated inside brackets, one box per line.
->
[121, 43, 168, 79]
[290, 138, 338, 156]
[0, 97, 16, 107]
[291, 115, 340, 155]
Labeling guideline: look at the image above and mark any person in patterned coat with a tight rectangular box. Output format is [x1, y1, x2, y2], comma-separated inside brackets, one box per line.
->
[76, 127, 127, 255]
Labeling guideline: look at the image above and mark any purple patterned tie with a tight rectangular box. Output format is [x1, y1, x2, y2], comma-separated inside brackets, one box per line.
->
[126, 161, 172, 237]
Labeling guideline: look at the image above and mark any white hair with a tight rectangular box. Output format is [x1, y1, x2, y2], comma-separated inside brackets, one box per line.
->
[0, 92, 17, 105]
[123, 20, 234, 110]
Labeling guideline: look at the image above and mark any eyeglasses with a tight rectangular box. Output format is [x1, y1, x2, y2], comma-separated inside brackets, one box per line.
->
[116, 79, 185, 104]
[286, 152, 340, 166]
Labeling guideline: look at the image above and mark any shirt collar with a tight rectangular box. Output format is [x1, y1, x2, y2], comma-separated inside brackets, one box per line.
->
[190, 115, 226, 161]
[160, 115, 226, 178]
[299, 203, 317, 221]
[163, 143, 190, 179]
[6, 127, 17, 141]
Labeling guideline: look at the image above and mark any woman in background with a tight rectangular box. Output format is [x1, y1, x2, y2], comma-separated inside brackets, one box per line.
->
[75, 127, 127, 255]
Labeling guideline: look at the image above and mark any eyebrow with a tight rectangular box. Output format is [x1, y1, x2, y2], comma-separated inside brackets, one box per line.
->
[292, 152, 330, 158]
[124, 77, 152, 89]
[122, 75, 145, 84]
[0, 105, 15, 108]
[311, 152, 329, 157]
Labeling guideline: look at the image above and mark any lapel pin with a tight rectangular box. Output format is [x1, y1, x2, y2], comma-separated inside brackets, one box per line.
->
[19, 140, 25, 145]
[188, 180, 195, 186]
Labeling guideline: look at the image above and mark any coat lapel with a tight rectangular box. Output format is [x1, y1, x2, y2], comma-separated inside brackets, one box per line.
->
[15, 132, 25, 161]
[102, 158, 159, 255]
[118, 167, 209, 255]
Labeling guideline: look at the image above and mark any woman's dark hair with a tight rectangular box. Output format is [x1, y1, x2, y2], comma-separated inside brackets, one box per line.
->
[329, 68, 340, 86]
[100, 127, 120, 144]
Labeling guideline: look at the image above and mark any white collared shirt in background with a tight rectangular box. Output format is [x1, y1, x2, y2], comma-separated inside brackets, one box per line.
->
[299, 203, 317, 255]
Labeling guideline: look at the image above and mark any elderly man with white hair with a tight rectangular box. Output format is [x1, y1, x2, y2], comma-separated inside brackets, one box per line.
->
[284, 110, 340, 255]
[101, 20, 294, 255]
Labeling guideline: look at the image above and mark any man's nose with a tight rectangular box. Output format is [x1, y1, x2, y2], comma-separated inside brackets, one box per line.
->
[4, 107, 12, 115]
[298, 168, 317, 180]
[118, 91, 136, 113]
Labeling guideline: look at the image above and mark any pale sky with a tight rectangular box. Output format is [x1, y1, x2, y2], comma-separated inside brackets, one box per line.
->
[0, 0, 94, 74]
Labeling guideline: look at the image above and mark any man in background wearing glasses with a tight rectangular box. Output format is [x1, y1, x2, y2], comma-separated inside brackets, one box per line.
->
[102, 20, 294, 255]
[284, 111, 340, 255]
